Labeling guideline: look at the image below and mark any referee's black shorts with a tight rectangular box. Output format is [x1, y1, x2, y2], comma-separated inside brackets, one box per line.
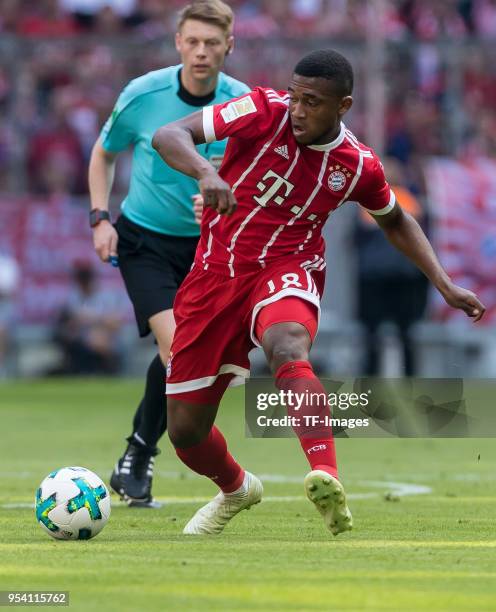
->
[115, 214, 199, 337]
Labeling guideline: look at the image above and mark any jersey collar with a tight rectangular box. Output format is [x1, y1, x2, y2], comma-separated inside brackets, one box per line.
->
[307, 122, 346, 151]
[176, 67, 218, 107]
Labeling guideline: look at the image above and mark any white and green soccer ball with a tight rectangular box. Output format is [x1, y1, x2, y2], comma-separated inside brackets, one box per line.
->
[35, 467, 111, 540]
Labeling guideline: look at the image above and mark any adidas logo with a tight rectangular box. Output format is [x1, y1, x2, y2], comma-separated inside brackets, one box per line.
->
[274, 145, 289, 159]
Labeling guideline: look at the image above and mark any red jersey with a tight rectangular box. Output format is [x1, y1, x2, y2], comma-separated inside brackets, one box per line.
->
[199, 87, 395, 277]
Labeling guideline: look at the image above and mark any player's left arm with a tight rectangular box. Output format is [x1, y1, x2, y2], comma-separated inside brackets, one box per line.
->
[374, 205, 486, 322]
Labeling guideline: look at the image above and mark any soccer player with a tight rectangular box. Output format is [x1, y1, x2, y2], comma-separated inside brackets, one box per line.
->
[88, 0, 249, 507]
[152, 49, 486, 534]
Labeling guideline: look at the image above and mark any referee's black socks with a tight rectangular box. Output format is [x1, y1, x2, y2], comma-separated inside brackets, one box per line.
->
[130, 354, 168, 449]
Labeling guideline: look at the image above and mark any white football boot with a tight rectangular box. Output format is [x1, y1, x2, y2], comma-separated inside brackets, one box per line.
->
[183, 471, 263, 535]
[304, 470, 353, 536]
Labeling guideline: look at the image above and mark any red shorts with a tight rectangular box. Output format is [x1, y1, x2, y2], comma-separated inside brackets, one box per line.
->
[166, 255, 325, 404]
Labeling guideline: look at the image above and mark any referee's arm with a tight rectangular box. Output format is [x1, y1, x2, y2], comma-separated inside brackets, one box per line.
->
[88, 137, 119, 263]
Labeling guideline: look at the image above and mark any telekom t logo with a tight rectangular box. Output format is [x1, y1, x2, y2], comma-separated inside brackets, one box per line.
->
[253, 170, 295, 207]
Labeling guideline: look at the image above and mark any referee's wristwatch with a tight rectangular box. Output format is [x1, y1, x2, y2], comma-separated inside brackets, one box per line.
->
[89, 209, 111, 228]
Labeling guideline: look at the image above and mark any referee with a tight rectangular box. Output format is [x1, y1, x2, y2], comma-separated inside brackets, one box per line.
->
[88, 0, 249, 507]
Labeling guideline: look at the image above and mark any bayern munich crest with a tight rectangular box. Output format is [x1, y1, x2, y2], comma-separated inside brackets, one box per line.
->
[328, 165, 351, 191]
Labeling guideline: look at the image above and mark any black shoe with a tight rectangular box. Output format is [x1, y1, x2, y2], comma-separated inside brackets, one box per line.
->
[126, 498, 163, 509]
[110, 438, 162, 508]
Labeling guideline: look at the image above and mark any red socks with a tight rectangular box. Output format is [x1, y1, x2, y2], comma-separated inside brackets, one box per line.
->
[298, 438, 339, 479]
[175, 426, 245, 493]
[275, 360, 338, 479]
[174, 361, 337, 492]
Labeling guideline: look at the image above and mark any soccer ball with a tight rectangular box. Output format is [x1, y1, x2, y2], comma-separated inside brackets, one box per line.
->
[35, 467, 111, 540]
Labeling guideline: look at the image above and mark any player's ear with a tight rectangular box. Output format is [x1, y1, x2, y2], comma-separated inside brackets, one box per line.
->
[339, 96, 353, 116]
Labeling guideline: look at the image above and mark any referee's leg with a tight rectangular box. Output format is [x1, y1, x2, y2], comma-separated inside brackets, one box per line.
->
[111, 309, 174, 507]
[140, 308, 175, 445]
[110, 216, 181, 507]
[110, 309, 174, 507]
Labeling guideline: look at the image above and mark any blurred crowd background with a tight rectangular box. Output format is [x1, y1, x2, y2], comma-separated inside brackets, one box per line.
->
[0, 0, 495, 378]
[1, 0, 496, 195]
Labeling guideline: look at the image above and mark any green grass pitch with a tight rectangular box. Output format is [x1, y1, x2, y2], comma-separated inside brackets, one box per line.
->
[1, 379, 495, 611]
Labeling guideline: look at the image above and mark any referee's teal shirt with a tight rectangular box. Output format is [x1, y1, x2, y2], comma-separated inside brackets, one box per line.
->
[101, 65, 249, 236]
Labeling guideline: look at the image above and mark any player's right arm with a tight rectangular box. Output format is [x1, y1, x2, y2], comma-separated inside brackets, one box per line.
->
[88, 137, 119, 262]
[152, 110, 237, 216]
[153, 88, 278, 216]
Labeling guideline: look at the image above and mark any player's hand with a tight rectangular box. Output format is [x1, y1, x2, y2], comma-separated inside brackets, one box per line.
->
[192, 194, 203, 225]
[441, 283, 486, 322]
[92, 220, 118, 263]
[199, 171, 237, 216]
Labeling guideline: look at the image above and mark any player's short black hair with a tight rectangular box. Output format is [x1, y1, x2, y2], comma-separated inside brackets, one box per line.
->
[294, 49, 354, 97]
